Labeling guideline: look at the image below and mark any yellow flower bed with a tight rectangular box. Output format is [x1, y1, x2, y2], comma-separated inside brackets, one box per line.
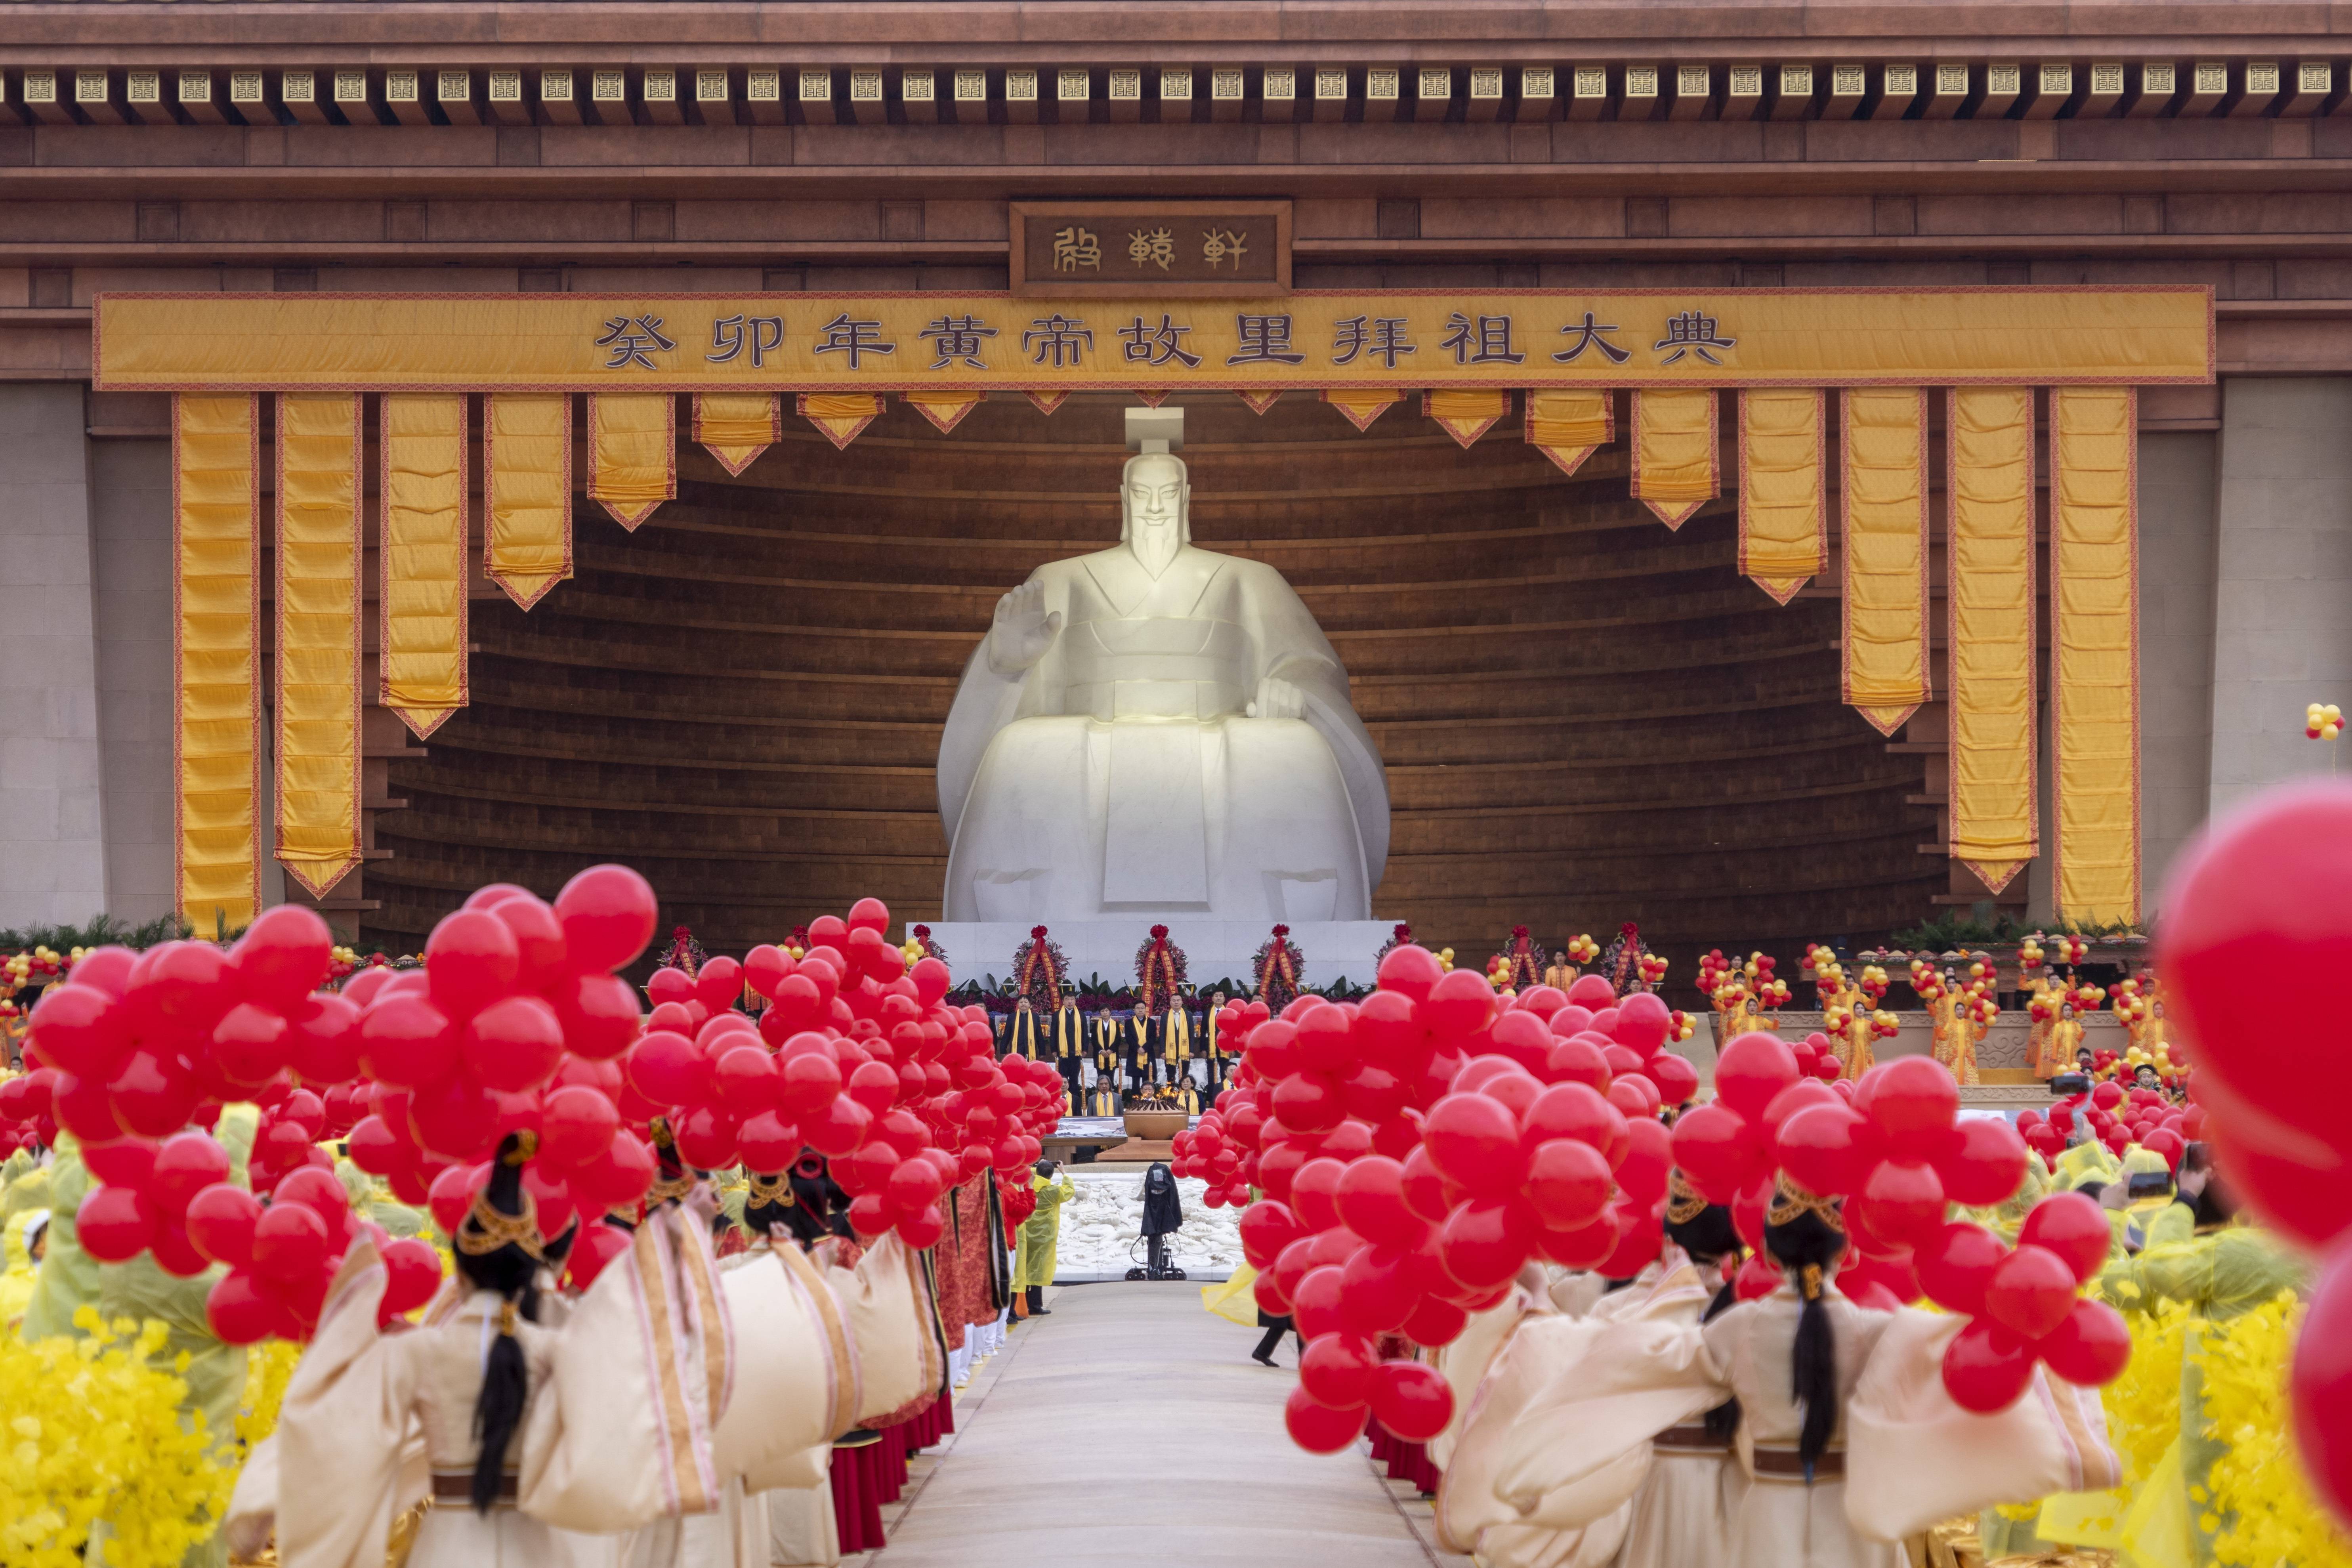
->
[0, 1310, 234, 1568]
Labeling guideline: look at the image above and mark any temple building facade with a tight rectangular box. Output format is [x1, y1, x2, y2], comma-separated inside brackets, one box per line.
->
[0, 0, 2340, 978]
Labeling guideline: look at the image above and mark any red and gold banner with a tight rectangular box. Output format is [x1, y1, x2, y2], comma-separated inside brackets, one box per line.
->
[94, 288, 2215, 392]
[692, 392, 779, 476]
[1947, 388, 2039, 893]
[379, 394, 469, 738]
[485, 394, 573, 610]
[2051, 387, 2141, 926]
[1523, 390, 1613, 477]
[1839, 388, 1931, 735]
[797, 392, 884, 451]
[1735, 389, 1825, 604]
[174, 395, 261, 933]
[589, 393, 676, 529]
[1630, 388, 1717, 528]
[1321, 389, 1405, 431]
[273, 393, 363, 900]
[1424, 389, 1510, 448]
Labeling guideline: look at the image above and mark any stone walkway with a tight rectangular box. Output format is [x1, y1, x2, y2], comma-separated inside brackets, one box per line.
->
[860, 1282, 1467, 1568]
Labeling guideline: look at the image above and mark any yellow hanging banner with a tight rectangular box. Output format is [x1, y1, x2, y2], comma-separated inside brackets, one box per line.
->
[1947, 388, 2039, 894]
[1523, 389, 1613, 477]
[2051, 387, 2141, 926]
[92, 288, 2215, 392]
[589, 393, 675, 529]
[1321, 389, 1405, 431]
[692, 392, 779, 475]
[174, 394, 260, 934]
[273, 394, 363, 900]
[903, 390, 981, 433]
[380, 394, 470, 739]
[1424, 389, 1511, 448]
[1735, 389, 1826, 604]
[1840, 388, 1931, 735]
[1630, 388, 1718, 528]
[484, 394, 573, 610]
[797, 392, 884, 450]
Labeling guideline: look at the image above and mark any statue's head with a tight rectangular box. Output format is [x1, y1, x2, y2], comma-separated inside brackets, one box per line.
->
[1119, 451, 1190, 558]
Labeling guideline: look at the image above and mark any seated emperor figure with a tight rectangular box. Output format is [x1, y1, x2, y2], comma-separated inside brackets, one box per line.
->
[937, 440, 1388, 924]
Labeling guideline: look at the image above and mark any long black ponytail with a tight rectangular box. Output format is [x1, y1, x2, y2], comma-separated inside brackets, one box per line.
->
[1665, 1191, 1744, 1443]
[1762, 1190, 1848, 1479]
[454, 1133, 544, 1515]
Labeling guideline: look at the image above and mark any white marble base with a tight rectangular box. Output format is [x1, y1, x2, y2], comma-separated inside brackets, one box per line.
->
[1050, 1168, 1244, 1283]
[921, 919, 1401, 991]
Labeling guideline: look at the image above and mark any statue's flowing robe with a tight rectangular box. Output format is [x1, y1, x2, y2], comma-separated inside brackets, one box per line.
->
[939, 543, 1388, 922]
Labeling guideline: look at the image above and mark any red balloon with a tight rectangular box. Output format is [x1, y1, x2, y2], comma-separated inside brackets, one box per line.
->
[626, 1030, 708, 1107]
[1564, 975, 1616, 1010]
[1598, 1201, 1665, 1279]
[235, 904, 334, 1010]
[205, 1270, 281, 1345]
[1298, 1332, 1378, 1409]
[381, 1237, 444, 1315]
[112, 1049, 200, 1138]
[1937, 1116, 2030, 1207]
[1522, 1081, 1628, 1169]
[737, 1110, 801, 1171]
[151, 1131, 231, 1218]
[1285, 1383, 1370, 1453]
[1424, 1093, 1527, 1197]
[2292, 1241, 2352, 1528]
[554, 973, 642, 1062]
[1858, 1159, 1947, 1251]
[1333, 1157, 1423, 1249]
[1862, 1056, 1960, 1141]
[1611, 993, 1672, 1055]
[1336, 1244, 1421, 1337]
[1614, 1117, 1672, 1207]
[80, 1134, 160, 1190]
[1526, 1137, 1613, 1231]
[1536, 1207, 1621, 1270]
[1984, 1243, 2079, 1341]
[464, 995, 566, 1094]
[286, 994, 363, 1086]
[151, 1219, 210, 1278]
[1644, 1050, 1701, 1108]
[186, 1182, 262, 1267]
[1775, 1101, 1874, 1199]
[359, 994, 460, 1088]
[1734, 1252, 1783, 1301]
[897, 1202, 946, 1250]
[2018, 1191, 2113, 1285]
[1670, 1102, 1761, 1201]
[1714, 1032, 1800, 1123]
[540, 1085, 621, 1169]
[1436, 1197, 1534, 1291]
[554, 864, 659, 975]
[27, 982, 128, 1078]
[1376, 943, 1444, 1004]
[1422, 968, 1498, 1043]
[1916, 1221, 2006, 1317]
[778, 1049, 846, 1117]
[2043, 1297, 2132, 1387]
[804, 1096, 872, 1158]
[426, 909, 522, 1021]
[76, 1184, 159, 1262]
[1401, 1292, 1468, 1348]
[1943, 1316, 2037, 1413]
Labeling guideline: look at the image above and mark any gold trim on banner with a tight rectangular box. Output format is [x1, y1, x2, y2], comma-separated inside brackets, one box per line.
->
[1321, 388, 1405, 431]
[796, 392, 884, 450]
[1948, 387, 2039, 894]
[903, 390, 982, 432]
[484, 394, 573, 610]
[588, 392, 676, 529]
[273, 393, 363, 900]
[379, 393, 469, 739]
[1424, 388, 1510, 448]
[2052, 387, 2141, 926]
[1840, 388, 1931, 736]
[174, 394, 261, 934]
[1631, 388, 1718, 529]
[91, 288, 2216, 391]
[1236, 390, 1282, 414]
[1736, 389, 1827, 604]
[1523, 389, 1613, 477]
[692, 392, 780, 476]
[1026, 390, 1069, 416]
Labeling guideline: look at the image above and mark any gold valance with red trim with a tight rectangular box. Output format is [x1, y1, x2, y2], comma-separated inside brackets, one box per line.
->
[94, 287, 2212, 393]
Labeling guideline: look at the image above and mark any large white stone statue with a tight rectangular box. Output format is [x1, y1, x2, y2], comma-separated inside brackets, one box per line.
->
[938, 410, 1388, 924]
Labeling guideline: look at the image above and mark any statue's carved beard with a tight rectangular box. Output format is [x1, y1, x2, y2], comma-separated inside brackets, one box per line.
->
[1129, 514, 1182, 578]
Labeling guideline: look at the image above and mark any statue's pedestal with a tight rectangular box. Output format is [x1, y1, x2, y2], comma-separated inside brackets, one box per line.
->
[920, 919, 1400, 991]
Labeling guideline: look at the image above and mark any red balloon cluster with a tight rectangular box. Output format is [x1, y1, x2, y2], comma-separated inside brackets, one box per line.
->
[1918, 1191, 2130, 1411]
[338, 869, 664, 1234]
[2014, 1087, 2192, 1174]
[1170, 1095, 1253, 1207]
[1218, 950, 1708, 1455]
[2157, 781, 2352, 1527]
[699, 903, 1059, 1250]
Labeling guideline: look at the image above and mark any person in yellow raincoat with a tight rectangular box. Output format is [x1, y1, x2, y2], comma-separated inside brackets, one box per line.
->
[1014, 1160, 1075, 1318]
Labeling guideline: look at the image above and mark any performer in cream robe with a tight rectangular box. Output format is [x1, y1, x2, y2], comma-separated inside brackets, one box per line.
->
[937, 433, 1388, 924]
[270, 1139, 735, 1568]
[1491, 1177, 2120, 1568]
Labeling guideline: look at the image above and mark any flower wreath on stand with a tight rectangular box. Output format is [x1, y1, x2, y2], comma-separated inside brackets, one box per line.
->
[1489, 924, 1543, 992]
[1373, 922, 1415, 965]
[910, 924, 948, 963]
[1134, 924, 1188, 1018]
[1010, 924, 1068, 1017]
[1599, 921, 1664, 995]
[659, 924, 706, 978]
[1252, 924, 1304, 1016]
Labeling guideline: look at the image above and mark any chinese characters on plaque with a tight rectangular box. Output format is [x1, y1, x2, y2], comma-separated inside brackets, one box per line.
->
[592, 302, 1732, 380]
[1011, 202, 1291, 294]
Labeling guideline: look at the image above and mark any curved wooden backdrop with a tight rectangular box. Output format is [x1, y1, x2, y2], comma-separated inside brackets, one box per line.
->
[366, 392, 1939, 988]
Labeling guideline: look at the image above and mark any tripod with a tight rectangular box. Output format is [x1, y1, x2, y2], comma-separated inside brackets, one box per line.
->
[1124, 1232, 1188, 1281]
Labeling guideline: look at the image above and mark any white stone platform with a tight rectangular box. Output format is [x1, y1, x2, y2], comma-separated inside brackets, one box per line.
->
[1051, 1167, 1244, 1283]
[923, 919, 1400, 991]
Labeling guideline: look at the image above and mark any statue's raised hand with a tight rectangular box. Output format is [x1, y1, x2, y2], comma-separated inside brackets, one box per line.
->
[1247, 674, 1305, 721]
[988, 579, 1061, 672]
